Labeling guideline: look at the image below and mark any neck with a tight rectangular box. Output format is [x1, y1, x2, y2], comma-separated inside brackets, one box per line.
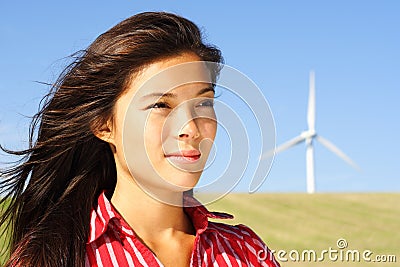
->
[110, 175, 195, 241]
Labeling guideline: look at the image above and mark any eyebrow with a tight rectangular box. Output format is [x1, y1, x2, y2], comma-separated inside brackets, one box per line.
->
[140, 86, 215, 100]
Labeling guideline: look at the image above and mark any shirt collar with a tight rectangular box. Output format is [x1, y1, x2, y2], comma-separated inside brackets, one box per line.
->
[87, 191, 233, 244]
[183, 193, 233, 234]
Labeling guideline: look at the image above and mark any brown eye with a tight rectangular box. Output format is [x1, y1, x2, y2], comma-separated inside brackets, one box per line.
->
[147, 102, 170, 109]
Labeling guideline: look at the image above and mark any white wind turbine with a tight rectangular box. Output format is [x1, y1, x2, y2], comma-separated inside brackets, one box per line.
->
[273, 71, 359, 194]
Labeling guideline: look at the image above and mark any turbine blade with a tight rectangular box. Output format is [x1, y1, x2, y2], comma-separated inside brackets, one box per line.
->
[307, 71, 316, 131]
[275, 135, 306, 154]
[316, 135, 360, 170]
[260, 135, 305, 160]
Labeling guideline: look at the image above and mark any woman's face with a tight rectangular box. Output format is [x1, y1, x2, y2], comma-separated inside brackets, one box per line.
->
[110, 53, 217, 195]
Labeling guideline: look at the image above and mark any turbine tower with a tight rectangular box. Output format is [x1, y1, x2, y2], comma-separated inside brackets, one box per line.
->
[274, 71, 359, 193]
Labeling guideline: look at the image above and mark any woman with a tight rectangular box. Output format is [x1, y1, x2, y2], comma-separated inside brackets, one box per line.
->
[0, 12, 279, 266]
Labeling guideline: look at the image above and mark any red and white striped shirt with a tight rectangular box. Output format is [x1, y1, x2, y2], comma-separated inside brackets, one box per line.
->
[85, 192, 280, 267]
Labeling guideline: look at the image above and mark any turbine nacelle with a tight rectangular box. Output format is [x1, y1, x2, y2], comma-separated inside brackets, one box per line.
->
[300, 130, 316, 139]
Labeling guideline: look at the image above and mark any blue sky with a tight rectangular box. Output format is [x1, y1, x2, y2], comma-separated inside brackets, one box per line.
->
[0, 1, 399, 192]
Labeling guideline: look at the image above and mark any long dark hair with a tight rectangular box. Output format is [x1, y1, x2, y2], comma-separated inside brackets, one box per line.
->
[0, 11, 222, 267]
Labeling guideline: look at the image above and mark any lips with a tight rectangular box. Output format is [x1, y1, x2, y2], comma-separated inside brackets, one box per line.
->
[165, 150, 201, 163]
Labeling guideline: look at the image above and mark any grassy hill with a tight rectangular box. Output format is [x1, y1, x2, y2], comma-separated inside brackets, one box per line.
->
[205, 193, 400, 267]
[0, 198, 11, 266]
[1, 193, 399, 266]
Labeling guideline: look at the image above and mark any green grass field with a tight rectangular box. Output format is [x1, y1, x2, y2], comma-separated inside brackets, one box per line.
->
[0, 198, 11, 267]
[206, 193, 400, 267]
[1, 193, 399, 266]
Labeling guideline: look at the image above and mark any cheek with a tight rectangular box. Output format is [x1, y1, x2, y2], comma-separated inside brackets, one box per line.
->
[201, 119, 217, 140]
[143, 116, 164, 154]
[121, 108, 149, 166]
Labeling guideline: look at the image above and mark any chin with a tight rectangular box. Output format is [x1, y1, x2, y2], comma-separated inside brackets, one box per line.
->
[167, 176, 200, 191]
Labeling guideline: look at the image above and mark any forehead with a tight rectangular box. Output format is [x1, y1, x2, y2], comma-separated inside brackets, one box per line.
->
[128, 55, 214, 99]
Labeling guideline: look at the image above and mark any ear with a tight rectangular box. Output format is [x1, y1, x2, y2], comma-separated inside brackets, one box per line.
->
[91, 117, 116, 146]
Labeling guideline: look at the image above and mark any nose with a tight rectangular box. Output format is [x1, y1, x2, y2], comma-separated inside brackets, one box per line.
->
[175, 107, 200, 140]
[178, 118, 200, 139]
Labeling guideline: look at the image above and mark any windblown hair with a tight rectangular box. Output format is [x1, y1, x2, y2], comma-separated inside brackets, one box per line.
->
[0, 12, 222, 267]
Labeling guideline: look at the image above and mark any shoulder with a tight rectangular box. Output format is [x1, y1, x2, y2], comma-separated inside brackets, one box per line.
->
[207, 221, 259, 240]
[206, 222, 280, 267]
